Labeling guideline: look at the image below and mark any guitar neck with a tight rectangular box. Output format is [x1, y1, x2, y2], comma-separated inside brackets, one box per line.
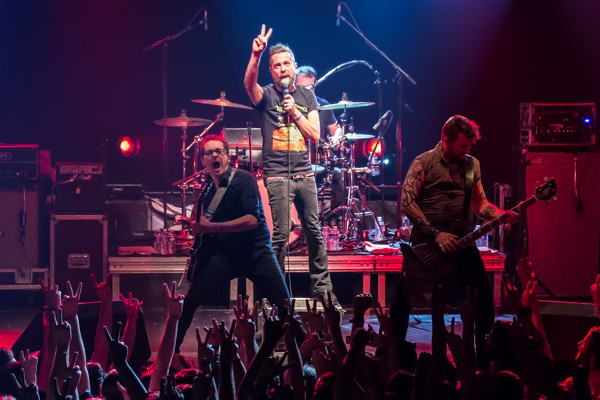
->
[455, 193, 539, 251]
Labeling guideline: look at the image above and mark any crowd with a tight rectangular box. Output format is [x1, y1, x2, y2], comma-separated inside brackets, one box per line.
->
[1, 262, 600, 400]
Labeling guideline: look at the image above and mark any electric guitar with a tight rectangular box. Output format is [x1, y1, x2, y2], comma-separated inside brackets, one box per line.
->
[184, 171, 214, 282]
[401, 178, 557, 279]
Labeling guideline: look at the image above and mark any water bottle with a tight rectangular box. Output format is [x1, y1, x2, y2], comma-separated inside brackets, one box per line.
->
[322, 225, 332, 251]
[474, 225, 489, 248]
[165, 229, 176, 255]
[377, 216, 386, 236]
[154, 229, 165, 254]
[330, 226, 340, 250]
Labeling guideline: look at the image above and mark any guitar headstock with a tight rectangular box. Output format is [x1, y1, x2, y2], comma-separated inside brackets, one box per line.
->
[535, 178, 557, 201]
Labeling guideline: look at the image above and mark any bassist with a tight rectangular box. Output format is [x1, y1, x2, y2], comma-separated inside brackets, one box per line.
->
[396, 115, 520, 361]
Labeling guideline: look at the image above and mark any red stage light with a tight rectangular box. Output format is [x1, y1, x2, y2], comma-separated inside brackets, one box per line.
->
[363, 139, 384, 157]
[118, 136, 140, 157]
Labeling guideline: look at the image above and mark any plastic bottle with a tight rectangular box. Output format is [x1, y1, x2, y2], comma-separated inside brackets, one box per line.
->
[154, 229, 165, 254]
[322, 225, 332, 251]
[330, 226, 340, 250]
[165, 229, 176, 255]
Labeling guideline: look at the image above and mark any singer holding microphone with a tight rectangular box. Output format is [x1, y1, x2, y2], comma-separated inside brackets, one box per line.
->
[244, 25, 337, 304]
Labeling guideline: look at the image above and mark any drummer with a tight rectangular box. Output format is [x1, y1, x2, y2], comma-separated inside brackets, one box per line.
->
[295, 65, 344, 215]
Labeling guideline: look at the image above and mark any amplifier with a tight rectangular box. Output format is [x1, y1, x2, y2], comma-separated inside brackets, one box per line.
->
[520, 102, 596, 146]
[0, 144, 39, 182]
[54, 162, 106, 214]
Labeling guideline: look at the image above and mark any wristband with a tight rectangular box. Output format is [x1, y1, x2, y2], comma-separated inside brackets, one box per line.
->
[426, 226, 440, 239]
[293, 112, 303, 122]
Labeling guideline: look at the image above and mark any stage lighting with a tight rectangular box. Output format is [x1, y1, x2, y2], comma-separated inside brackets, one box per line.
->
[118, 136, 140, 157]
[362, 138, 384, 158]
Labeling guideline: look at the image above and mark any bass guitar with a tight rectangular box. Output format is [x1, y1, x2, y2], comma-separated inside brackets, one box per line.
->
[401, 178, 557, 279]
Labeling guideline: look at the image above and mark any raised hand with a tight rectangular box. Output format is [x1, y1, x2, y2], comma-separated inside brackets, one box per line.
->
[159, 375, 184, 400]
[195, 327, 215, 366]
[51, 312, 72, 349]
[262, 304, 287, 346]
[251, 24, 273, 56]
[215, 319, 239, 361]
[320, 292, 341, 331]
[501, 273, 523, 312]
[103, 322, 128, 363]
[352, 293, 373, 319]
[283, 299, 304, 338]
[445, 317, 462, 359]
[373, 302, 392, 335]
[192, 358, 215, 400]
[232, 295, 258, 341]
[91, 273, 112, 303]
[54, 352, 81, 397]
[40, 278, 62, 310]
[10, 369, 40, 400]
[120, 291, 144, 319]
[51, 376, 73, 400]
[18, 349, 38, 386]
[516, 256, 533, 289]
[163, 281, 184, 320]
[303, 298, 324, 334]
[61, 281, 82, 320]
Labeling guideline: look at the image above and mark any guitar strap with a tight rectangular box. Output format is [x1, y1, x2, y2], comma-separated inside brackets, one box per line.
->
[464, 155, 474, 219]
[183, 168, 236, 284]
[204, 168, 237, 221]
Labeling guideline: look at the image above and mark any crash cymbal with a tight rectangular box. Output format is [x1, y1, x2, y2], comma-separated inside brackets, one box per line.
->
[191, 91, 252, 110]
[344, 133, 375, 141]
[154, 116, 211, 127]
[318, 100, 375, 111]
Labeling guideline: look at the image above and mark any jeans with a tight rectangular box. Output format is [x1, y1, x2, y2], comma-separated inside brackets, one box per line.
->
[265, 175, 333, 296]
[175, 249, 290, 353]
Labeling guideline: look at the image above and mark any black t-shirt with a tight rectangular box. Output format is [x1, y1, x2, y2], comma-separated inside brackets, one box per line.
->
[200, 168, 272, 260]
[255, 84, 318, 176]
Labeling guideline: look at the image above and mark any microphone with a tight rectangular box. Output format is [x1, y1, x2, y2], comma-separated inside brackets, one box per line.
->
[204, 9, 208, 31]
[372, 110, 392, 131]
[336, 3, 341, 26]
[280, 80, 291, 95]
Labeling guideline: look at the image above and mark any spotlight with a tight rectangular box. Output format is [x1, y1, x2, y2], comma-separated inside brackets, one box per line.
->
[362, 139, 384, 158]
[118, 136, 140, 157]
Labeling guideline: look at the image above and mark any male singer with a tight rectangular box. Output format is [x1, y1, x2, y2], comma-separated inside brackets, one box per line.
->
[243, 25, 336, 301]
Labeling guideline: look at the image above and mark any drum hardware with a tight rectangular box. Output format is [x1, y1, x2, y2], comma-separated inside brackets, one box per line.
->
[318, 99, 375, 111]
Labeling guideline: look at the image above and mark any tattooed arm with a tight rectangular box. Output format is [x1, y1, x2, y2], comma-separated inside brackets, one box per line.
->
[471, 162, 520, 224]
[401, 159, 430, 230]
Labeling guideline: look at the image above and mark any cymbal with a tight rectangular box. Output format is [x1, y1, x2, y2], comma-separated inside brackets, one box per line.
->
[191, 98, 253, 110]
[154, 116, 211, 127]
[318, 100, 375, 111]
[344, 133, 375, 141]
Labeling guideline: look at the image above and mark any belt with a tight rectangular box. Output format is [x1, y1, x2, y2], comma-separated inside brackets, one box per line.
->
[266, 172, 315, 181]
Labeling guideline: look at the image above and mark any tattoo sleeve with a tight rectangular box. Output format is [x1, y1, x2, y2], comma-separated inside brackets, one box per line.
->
[401, 159, 431, 228]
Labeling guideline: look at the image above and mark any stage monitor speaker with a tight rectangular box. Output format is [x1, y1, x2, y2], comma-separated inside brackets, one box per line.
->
[540, 300, 597, 363]
[11, 300, 151, 371]
[51, 214, 107, 301]
[54, 162, 105, 214]
[0, 187, 39, 271]
[524, 149, 600, 297]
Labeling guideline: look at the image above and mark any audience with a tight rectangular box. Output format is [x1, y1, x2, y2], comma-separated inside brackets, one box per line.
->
[2, 266, 600, 399]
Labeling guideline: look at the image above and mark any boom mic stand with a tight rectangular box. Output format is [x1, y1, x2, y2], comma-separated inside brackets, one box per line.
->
[337, 2, 416, 229]
[144, 6, 207, 229]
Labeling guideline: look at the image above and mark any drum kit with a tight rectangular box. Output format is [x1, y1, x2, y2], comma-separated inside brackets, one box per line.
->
[156, 91, 386, 245]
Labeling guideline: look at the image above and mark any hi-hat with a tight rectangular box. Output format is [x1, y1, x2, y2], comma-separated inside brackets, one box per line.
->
[154, 116, 211, 127]
[318, 100, 375, 111]
[344, 133, 375, 141]
[192, 91, 252, 110]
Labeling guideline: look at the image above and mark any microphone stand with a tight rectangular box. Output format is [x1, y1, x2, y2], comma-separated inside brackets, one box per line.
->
[338, 5, 416, 229]
[143, 7, 207, 229]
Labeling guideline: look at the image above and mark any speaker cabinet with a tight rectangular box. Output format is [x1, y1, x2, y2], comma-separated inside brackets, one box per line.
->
[0, 187, 39, 271]
[524, 149, 600, 297]
[12, 300, 151, 371]
[51, 214, 107, 301]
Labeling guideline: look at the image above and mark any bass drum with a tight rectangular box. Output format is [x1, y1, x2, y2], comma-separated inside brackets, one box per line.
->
[256, 177, 301, 245]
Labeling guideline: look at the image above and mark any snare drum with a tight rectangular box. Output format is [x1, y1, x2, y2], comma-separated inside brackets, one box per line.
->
[256, 176, 301, 245]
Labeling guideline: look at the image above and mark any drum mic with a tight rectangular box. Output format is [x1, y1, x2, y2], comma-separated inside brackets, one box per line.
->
[372, 110, 392, 131]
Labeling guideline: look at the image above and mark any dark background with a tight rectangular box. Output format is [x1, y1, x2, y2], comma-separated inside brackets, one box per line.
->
[1, 0, 598, 192]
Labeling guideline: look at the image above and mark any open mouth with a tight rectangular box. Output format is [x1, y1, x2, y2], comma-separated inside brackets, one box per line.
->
[212, 159, 221, 169]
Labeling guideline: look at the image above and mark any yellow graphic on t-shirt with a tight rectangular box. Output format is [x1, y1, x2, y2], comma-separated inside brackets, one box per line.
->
[273, 120, 307, 152]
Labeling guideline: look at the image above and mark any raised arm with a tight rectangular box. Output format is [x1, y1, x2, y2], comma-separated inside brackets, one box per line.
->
[149, 282, 185, 392]
[244, 24, 271, 106]
[89, 273, 113, 369]
[119, 291, 143, 362]
[61, 281, 90, 395]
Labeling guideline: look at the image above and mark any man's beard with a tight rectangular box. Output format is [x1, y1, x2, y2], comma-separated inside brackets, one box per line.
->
[277, 76, 293, 88]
